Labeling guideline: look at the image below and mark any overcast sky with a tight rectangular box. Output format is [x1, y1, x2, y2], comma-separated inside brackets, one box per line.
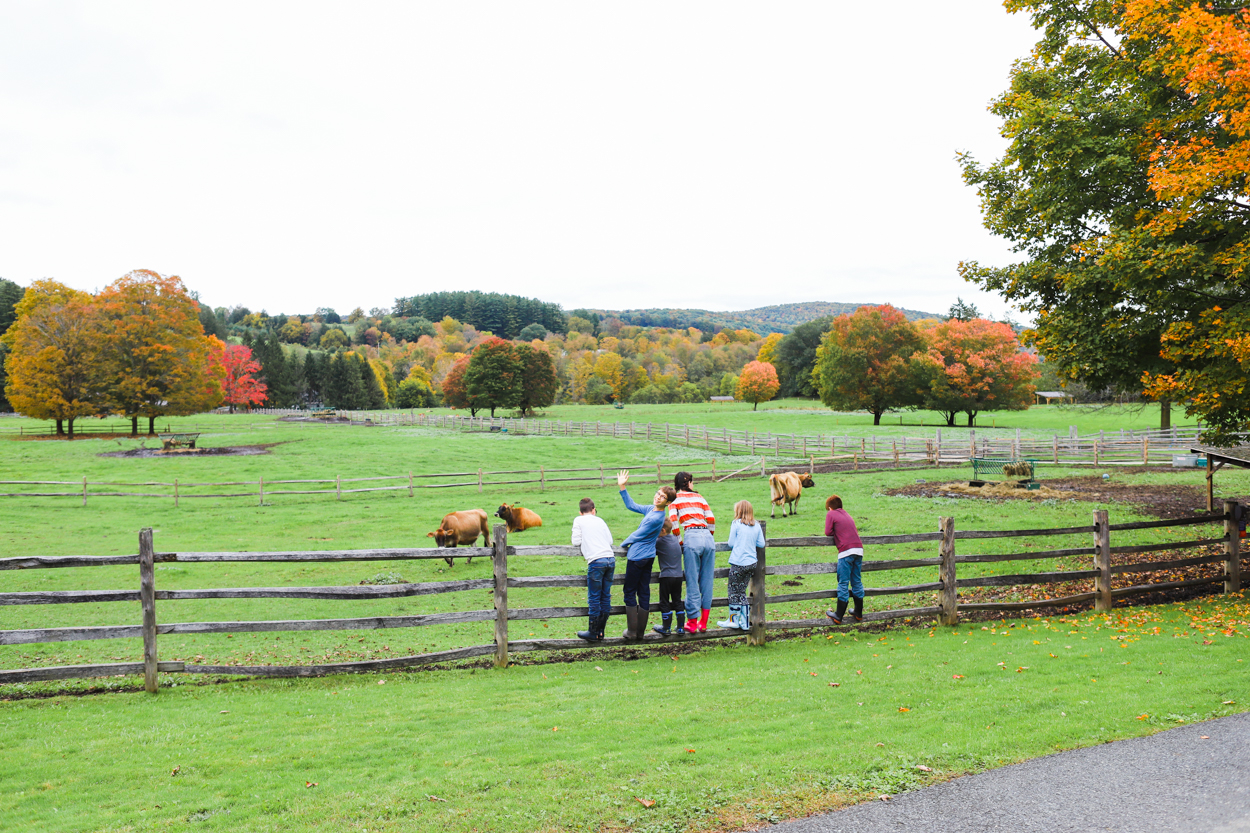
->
[0, 1, 1040, 321]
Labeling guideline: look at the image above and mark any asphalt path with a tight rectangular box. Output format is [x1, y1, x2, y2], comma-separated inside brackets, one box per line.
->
[755, 711, 1250, 833]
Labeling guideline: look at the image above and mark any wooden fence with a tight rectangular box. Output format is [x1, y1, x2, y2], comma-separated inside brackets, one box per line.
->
[0, 505, 1241, 690]
[341, 410, 1208, 468]
[0, 458, 769, 505]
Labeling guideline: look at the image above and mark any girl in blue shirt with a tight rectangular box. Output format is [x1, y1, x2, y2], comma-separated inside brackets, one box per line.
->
[718, 500, 765, 631]
[617, 469, 676, 640]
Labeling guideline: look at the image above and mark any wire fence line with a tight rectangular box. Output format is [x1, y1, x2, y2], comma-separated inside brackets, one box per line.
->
[0, 507, 1241, 688]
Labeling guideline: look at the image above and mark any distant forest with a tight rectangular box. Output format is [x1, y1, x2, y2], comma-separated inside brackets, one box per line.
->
[588, 301, 941, 334]
[393, 292, 567, 340]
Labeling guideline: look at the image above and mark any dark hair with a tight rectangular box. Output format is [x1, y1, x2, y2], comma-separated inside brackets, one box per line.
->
[660, 486, 677, 504]
[674, 471, 693, 492]
[579, 498, 595, 514]
[826, 494, 843, 511]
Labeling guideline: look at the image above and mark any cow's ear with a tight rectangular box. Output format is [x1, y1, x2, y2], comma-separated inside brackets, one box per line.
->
[426, 532, 435, 537]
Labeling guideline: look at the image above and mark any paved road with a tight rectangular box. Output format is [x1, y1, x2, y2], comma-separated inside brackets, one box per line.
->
[757, 712, 1250, 833]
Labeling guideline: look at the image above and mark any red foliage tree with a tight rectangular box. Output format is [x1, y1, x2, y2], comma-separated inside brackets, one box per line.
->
[912, 318, 1038, 426]
[211, 337, 268, 413]
[441, 355, 475, 415]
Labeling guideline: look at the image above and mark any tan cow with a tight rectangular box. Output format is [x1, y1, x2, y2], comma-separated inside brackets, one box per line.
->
[427, 509, 491, 566]
[769, 472, 816, 518]
[495, 503, 543, 533]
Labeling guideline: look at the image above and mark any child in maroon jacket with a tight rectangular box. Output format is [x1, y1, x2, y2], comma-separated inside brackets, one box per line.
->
[823, 494, 864, 624]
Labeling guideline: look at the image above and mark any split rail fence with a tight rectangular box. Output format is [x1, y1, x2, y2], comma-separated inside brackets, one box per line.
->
[0, 505, 1241, 691]
[341, 410, 1206, 468]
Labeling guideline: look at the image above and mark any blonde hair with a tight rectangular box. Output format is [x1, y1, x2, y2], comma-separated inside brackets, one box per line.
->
[734, 500, 756, 526]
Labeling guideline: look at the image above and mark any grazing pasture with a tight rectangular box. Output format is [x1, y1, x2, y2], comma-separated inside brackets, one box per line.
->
[0, 406, 1246, 832]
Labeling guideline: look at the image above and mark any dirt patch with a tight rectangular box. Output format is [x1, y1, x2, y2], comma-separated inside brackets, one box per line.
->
[98, 442, 282, 459]
[886, 475, 1217, 519]
[279, 415, 355, 425]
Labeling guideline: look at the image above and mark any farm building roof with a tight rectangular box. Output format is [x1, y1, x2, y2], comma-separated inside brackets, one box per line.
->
[1190, 445, 1250, 468]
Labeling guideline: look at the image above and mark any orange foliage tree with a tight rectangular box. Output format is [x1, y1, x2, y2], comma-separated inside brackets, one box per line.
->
[1, 280, 107, 438]
[736, 361, 780, 410]
[812, 306, 925, 425]
[912, 319, 1038, 427]
[98, 270, 221, 435]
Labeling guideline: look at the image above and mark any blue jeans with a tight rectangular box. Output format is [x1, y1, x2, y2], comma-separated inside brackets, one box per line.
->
[683, 528, 716, 618]
[836, 554, 864, 603]
[586, 557, 615, 619]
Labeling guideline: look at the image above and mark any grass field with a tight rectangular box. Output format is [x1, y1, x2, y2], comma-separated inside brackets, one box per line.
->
[0, 404, 1245, 832]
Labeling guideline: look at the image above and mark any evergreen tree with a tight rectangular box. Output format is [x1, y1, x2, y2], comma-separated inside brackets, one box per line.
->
[515, 344, 558, 415]
[303, 351, 324, 404]
[360, 356, 388, 409]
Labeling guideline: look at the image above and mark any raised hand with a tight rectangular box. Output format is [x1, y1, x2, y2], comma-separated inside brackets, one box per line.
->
[617, 469, 630, 488]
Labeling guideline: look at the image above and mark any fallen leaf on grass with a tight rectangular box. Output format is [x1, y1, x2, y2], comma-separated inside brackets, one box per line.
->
[305, 782, 318, 788]
[915, 765, 932, 772]
[1224, 700, 1236, 705]
[636, 798, 655, 808]
[1016, 667, 1029, 673]
[898, 707, 910, 712]
[828, 682, 840, 687]
[810, 672, 818, 677]
[686, 748, 696, 754]
[952, 674, 964, 679]
[219, 710, 229, 714]
[875, 742, 885, 747]
[551, 727, 558, 732]
[427, 795, 446, 802]
[1137, 714, 1149, 720]
[879, 794, 891, 801]
[1203, 640, 1214, 645]
[170, 766, 180, 777]
[595, 666, 603, 671]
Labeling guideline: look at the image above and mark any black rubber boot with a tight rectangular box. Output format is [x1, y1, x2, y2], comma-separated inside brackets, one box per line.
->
[675, 611, 686, 633]
[595, 614, 608, 640]
[636, 608, 649, 641]
[852, 597, 864, 623]
[826, 600, 848, 625]
[577, 616, 598, 641]
[653, 613, 672, 636]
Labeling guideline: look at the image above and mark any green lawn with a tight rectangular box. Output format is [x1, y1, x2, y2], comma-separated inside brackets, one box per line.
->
[0, 406, 1245, 832]
[0, 597, 1245, 833]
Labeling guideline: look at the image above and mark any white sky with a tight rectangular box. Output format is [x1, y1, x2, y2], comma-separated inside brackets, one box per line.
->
[0, 1, 1040, 321]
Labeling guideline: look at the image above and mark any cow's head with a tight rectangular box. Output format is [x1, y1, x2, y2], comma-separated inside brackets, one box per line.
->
[800, 474, 816, 489]
[427, 527, 457, 547]
[495, 504, 514, 523]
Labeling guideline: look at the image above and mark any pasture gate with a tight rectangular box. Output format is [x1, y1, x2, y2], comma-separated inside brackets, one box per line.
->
[0, 504, 1242, 692]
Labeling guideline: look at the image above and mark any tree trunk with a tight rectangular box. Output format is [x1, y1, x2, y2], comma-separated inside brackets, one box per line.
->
[67, 418, 75, 440]
[1160, 400, 1172, 430]
[147, 415, 156, 436]
[130, 415, 139, 437]
[753, 401, 758, 411]
[55, 419, 64, 436]
[945, 413, 956, 427]
[873, 410, 882, 426]
[966, 411, 977, 427]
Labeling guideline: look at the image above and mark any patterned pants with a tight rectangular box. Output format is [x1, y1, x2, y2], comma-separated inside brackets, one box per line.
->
[727, 563, 755, 607]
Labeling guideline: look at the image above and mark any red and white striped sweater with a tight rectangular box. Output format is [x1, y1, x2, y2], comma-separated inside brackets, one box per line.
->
[667, 490, 715, 534]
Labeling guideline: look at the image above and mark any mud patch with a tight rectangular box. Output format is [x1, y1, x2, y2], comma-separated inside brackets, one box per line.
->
[886, 475, 1215, 519]
[98, 442, 282, 459]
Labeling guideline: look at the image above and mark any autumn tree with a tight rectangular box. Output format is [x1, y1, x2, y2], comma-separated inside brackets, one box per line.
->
[912, 319, 1038, 426]
[812, 305, 925, 425]
[441, 355, 476, 414]
[212, 338, 268, 413]
[958, 0, 1250, 433]
[97, 270, 219, 435]
[515, 343, 558, 415]
[465, 336, 522, 416]
[736, 361, 780, 410]
[1, 280, 108, 437]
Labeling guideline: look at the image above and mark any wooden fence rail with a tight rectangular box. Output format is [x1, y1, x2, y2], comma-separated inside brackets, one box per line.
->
[0, 504, 1243, 688]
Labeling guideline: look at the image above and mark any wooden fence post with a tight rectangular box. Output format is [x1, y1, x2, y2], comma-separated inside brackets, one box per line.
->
[1225, 500, 1241, 594]
[174, 478, 179, 508]
[335, 475, 341, 501]
[82, 476, 87, 507]
[938, 517, 957, 625]
[748, 521, 767, 646]
[139, 528, 158, 694]
[258, 476, 264, 506]
[478, 468, 483, 493]
[599, 464, 605, 488]
[408, 471, 414, 498]
[1094, 509, 1112, 611]
[1053, 436, 1059, 464]
[656, 464, 662, 485]
[540, 466, 545, 492]
[493, 525, 509, 669]
[1142, 436, 1149, 465]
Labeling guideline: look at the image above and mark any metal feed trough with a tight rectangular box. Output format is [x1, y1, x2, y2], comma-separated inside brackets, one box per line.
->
[158, 432, 201, 452]
[971, 456, 1038, 488]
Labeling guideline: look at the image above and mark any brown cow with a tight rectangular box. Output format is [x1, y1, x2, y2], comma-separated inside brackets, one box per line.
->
[495, 503, 543, 533]
[427, 509, 491, 566]
[769, 472, 816, 518]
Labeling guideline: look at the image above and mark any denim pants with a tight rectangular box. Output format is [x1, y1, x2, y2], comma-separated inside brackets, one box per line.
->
[836, 554, 864, 603]
[586, 557, 615, 619]
[682, 528, 716, 618]
[622, 558, 655, 609]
